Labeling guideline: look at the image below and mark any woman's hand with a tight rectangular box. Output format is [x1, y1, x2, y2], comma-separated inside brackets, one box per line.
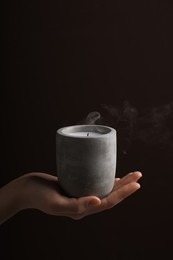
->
[0, 171, 142, 224]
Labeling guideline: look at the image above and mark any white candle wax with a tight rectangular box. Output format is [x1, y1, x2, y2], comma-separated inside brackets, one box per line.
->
[69, 131, 102, 137]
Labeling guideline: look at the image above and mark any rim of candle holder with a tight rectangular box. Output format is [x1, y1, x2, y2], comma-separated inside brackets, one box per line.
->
[57, 124, 116, 138]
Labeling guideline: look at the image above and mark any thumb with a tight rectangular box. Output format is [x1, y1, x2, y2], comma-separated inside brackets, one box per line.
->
[78, 196, 101, 209]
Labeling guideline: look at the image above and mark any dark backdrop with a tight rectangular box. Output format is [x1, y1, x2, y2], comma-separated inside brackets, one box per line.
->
[1, 1, 173, 259]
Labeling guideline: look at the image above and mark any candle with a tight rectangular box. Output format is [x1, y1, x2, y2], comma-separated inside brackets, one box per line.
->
[69, 131, 103, 137]
[56, 125, 117, 198]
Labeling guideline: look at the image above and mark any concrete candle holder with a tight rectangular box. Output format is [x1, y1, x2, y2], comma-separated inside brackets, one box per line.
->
[56, 125, 117, 198]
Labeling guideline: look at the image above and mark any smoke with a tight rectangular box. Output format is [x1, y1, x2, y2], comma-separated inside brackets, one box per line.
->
[81, 101, 173, 154]
[83, 111, 101, 124]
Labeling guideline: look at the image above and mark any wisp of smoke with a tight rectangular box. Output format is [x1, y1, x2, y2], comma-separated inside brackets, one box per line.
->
[81, 101, 173, 154]
[83, 111, 101, 124]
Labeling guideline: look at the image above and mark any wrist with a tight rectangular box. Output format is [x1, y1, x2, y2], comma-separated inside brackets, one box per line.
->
[0, 175, 29, 224]
[14, 174, 34, 210]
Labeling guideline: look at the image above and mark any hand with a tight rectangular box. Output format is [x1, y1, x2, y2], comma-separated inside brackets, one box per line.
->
[0, 171, 142, 224]
[22, 171, 142, 219]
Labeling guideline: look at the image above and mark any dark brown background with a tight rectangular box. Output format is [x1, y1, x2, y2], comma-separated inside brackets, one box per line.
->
[1, 1, 173, 259]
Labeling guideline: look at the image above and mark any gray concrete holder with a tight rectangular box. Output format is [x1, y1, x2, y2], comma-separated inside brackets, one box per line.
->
[56, 125, 117, 198]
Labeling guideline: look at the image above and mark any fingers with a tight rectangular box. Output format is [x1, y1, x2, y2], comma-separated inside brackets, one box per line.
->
[83, 172, 142, 216]
[50, 171, 142, 219]
[113, 171, 142, 191]
[103, 181, 141, 208]
[84, 182, 141, 216]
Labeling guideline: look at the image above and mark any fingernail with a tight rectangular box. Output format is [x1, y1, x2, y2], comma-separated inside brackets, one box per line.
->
[135, 171, 142, 177]
[131, 171, 142, 177]
[135, 183, 141, 189]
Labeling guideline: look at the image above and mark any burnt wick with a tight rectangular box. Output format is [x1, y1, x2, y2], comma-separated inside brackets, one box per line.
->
[87, 133, 89, 136]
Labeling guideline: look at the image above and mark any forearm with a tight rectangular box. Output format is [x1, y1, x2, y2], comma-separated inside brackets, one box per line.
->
[0, 176, 26, 225]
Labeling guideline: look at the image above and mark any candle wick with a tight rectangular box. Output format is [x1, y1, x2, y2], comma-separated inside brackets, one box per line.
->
[87, 133, 89, 136]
